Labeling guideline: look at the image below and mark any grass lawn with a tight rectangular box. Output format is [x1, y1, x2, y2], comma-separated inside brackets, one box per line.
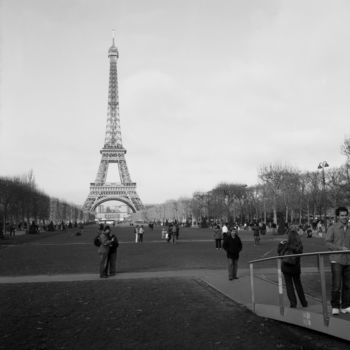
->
[0, 224, 347, 350]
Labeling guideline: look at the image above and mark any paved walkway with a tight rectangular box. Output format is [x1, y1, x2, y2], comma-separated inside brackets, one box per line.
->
[0, 266, 321, 283]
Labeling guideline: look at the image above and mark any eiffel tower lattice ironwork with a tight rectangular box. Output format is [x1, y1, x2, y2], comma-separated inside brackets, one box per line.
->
[83, 35, 143, 213]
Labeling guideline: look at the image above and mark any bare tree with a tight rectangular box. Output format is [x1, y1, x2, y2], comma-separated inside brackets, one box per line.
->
[341, 137, 350, 162]
[211, 183, 247, 223]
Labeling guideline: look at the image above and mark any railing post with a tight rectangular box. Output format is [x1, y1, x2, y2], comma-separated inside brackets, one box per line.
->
[250, 263, 255, 313]
[277, 258, 284, 315]
[318, 254, 329, 326]
[277, 258, 284, 316]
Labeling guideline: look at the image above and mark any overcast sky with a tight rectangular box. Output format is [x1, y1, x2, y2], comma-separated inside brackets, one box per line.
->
[1, 0, 350, 206]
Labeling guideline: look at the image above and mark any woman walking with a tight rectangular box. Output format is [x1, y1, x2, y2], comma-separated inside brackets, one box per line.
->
[277, 227, 308, 308]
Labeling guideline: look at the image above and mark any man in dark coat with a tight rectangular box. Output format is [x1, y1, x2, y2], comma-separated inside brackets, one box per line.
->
[223, 228, 243, 280]
[106, 226, 119, 276]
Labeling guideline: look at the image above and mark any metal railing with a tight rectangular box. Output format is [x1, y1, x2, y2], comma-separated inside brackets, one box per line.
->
[249, 250, 350, 327]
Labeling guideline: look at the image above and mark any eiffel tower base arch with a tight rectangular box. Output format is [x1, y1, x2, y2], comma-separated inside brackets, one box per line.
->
[83, 182, 144, 215]
[91, 195, 137, 213]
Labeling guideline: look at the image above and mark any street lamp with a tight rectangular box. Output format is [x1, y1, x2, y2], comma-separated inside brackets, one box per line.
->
[318, 161, 329, 230]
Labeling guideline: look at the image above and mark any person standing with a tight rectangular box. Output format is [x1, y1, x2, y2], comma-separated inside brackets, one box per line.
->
[97, 226, 112, 278]
[175, 223, 180, 240]
[138, 225, 144, 243]
[167, 224, 172, 243]
[213, 224, 222, 249]
[161, 226, 167, 239]
[325, 206, 350, 315]
[9, 223, 16, 238]
[277, 227, 308, 309]
[221, 223, 229, 239]
[171, 224, 177, 244]
[107, 226, 119, 276]
[134, 225, 139, 243]
[223, 227, 242, 280]
[252, 222, 260, 245]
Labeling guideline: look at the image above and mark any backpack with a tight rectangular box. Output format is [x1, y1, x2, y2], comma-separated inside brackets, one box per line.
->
[94, 234, 101, 247]
[282, 249, 297, 265]
[278, 240, 297, 265]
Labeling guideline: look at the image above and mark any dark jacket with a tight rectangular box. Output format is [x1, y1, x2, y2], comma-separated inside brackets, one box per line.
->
[108, 233, 119, 253]
[223, 234, 242, 260]
[277, 240, 302, 275]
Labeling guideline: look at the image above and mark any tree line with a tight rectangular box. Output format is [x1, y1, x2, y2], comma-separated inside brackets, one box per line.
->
[0, 171, 92, 232]
[139, 139, 350, 227]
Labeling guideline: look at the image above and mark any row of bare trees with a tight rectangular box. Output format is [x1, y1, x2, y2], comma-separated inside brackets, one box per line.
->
[0, 172, 90, 232]
[139, 139, 350, 226]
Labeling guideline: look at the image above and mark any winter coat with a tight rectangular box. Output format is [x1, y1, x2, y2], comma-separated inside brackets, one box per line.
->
[213, 227, 222, 240]
[98, 232, 111, 254]
[325, 222, 350, 265]
[108, 233, 119, 253]
[223, 234, 242, 260]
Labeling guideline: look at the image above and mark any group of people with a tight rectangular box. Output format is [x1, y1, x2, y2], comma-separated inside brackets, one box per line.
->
[211, 223, 243, 280]
[161, 223, 180, 243]
[277, 206, 350, 313]
[212, 221, 267, 249]
[96, 224, 119, 278]
[134, 225, 144, 243]
[93, 207, 350, 315]
[215, 208, 350, 314]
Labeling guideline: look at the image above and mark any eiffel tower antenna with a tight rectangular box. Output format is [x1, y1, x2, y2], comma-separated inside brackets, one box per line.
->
[83, 34, 143, 213]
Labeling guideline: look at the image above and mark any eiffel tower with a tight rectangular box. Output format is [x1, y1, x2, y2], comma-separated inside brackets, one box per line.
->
[83, 34, 143, 213]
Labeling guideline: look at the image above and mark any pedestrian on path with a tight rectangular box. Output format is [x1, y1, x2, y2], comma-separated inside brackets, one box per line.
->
[97, 226, 113, 278]
[277, 227, 308, 309]
[325, 206, 350, 315]
[107, 226, 119, 276]
[223, 227, 242, 280]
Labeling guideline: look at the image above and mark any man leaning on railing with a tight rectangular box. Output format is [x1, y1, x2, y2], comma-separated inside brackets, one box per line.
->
[325, 206, 350, 315]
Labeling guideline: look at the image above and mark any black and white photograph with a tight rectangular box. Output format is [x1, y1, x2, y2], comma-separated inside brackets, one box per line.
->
[1, 1, 350, 349]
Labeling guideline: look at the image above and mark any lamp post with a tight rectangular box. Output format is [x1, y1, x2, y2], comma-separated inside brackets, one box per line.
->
[318, 161, 329, 230]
